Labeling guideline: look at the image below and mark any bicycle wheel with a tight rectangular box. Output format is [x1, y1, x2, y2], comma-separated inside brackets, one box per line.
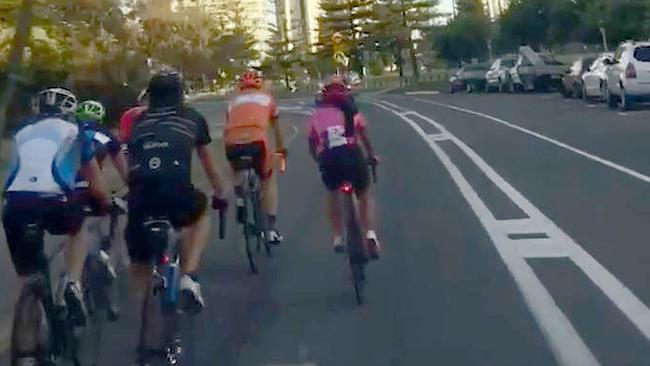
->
[242, 172, 258, 274]
[82, 255, 111, 366]
[11, 280, 50, 366]
[342, 194, 367, 306]
[139, 273, 167, 363]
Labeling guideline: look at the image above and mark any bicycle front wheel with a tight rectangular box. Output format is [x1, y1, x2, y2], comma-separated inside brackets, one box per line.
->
[11, 283, 50, 366]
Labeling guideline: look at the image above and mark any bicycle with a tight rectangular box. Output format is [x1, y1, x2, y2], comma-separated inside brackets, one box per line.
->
[236, 156, 272, 274]
[10, 229, 83, 366]
[82, 197, 127, 366]
[136, 206, 226, 365]
[339, 162, 377, 306]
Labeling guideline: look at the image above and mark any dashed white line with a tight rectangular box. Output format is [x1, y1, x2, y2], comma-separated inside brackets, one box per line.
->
[412, 97, 650, 184]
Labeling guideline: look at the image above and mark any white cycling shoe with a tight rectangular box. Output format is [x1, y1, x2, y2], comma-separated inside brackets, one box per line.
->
[333, 236, 345, 254]
[180, 274, 204, 315]
[266, 229, 284, 245]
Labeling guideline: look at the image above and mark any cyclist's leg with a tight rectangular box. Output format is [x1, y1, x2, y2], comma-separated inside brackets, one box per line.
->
[349, 148, 380, 258]
[319, 150, 345, 251]
[225, 143, 250, 223]
[259, 140, 284, 243]
[2, 197, 48, 278]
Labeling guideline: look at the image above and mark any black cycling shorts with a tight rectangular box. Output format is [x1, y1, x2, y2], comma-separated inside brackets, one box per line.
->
[319, 145, 369, 193]
[3, 192, 84, 276]
[225, 141, 271, 180]
[126, 184, 207, 264]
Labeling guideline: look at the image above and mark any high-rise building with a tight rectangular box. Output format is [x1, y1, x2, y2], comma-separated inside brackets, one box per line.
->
[483, 0, 510, 19]
[176, 0, 278, 53]
[276, 0, 321, 48]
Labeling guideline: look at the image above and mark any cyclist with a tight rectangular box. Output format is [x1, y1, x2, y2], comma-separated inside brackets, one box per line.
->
[119, 89, 148, 143]
[75, 99, 128, 317]
[224, 69, 287, 245]
[126, 70, 227, 316]
[307, 76, 381, 259]
[2, 88, 111, 326]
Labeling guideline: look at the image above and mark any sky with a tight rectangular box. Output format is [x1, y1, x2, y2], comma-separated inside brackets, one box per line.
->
[439, 0, 454, 15]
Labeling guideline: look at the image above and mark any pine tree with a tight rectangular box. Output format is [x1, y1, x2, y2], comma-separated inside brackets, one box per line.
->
[262, 21, 303, 90]
[372, 0, 438, 80]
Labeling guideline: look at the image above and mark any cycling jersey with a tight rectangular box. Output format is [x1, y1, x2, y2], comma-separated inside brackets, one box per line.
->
[307, 106, 367, 157]
[5, 114, 94, 195]
[119, 105, 147, 143]
[79, 120, 121, 165]
[128, 106, 211, 189]
[224, 89, 278, 145]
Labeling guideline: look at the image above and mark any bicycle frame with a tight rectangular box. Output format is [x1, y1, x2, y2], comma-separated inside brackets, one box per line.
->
[138, 218, 183, 365]
[238, 161, 271, 275]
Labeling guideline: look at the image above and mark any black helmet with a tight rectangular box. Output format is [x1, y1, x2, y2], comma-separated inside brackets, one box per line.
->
[148, 70, 184, 108]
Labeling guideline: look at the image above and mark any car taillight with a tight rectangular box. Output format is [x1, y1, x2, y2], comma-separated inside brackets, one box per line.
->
[626, 63, 637, 79]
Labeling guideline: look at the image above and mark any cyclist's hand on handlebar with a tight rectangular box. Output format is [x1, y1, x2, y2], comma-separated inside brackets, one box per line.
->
[276, 147, 288, 159]
[212, 196, 229, 211]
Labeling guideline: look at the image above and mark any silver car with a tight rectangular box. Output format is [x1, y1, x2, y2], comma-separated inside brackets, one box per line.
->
[581, 53, 614, 102]
[485, 56, 517, 92]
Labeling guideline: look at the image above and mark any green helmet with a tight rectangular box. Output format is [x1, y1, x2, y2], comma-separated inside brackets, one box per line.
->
[76, 100, 106, 123]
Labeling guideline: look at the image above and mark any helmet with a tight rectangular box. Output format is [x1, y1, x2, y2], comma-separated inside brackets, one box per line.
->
[33, 87, 78, 116]
[76, 100, 106, 123]
[239, 70, 263, 90]
[148, 70, 184, 108]
[320, 75, 349, 105]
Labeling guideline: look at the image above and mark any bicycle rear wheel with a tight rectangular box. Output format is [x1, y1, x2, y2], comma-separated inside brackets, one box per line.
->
[342, 194, 367, 306]
[11, 280, 50, 366]
[252, 190, 271, 257]
[242, 171, 259, 274]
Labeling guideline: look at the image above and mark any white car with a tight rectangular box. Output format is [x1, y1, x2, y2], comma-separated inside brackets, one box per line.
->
[581, 52, 614, 101]
[604, 41, 650, 111]
[485, 56, 517, 92]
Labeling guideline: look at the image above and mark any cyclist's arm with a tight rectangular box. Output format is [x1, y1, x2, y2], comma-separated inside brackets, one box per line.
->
[356, 114, 376, 158]
[81, 159, 110, 209]
[270, 116, 286, 152]
[110, 151, 129, 184]
[197, 145, 225, 198]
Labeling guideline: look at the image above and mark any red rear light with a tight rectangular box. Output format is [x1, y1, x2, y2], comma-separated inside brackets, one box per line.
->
[340, 183, 353, 193]
[160, 254, 171, 265]
[626, 63, 637, 78]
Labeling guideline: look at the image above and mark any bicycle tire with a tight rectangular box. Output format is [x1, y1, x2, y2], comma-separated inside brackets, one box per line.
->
[342, 194, 367, 306]
[252, 189, 271, 257]
[242, 170, 258, 274]
[11, 282, 49, 366]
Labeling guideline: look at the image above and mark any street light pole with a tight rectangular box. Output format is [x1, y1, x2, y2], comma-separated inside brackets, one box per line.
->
[599, 27, 608, 52]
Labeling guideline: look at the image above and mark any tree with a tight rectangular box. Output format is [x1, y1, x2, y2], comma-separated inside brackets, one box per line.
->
[262, 23, 301, 90]
[434, 0, 490, 65]
[372, 0, 438, 80]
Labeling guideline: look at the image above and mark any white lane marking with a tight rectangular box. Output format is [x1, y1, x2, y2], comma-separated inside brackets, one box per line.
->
[279, 106, 304, 111]
[587, 104, 597, 108]
[372, 101, 600, 366]
[405, 91, 440, 95]
[412, 97, 650, 184]
[618, 112, 628, 116]
[391, 102, 650, 346]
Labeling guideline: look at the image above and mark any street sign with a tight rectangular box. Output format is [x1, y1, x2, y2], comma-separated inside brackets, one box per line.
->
[333, 51, 349, 66]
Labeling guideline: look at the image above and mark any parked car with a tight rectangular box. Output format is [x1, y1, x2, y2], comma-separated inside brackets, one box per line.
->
[507, 46, 566, 92]
[581, 52, 614, 102]
[485, 56, 517, 92]
[449, 63, 489, 93]
[561, 55, 596, 98]
[604, 41, 650, 111]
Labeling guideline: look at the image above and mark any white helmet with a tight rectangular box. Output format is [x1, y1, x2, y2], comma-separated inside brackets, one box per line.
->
[33, 87, 78, 116]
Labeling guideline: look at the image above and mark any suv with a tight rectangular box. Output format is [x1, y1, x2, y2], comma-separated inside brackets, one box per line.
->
[604, 41, 650, 111]
[485, 56, 517, 92]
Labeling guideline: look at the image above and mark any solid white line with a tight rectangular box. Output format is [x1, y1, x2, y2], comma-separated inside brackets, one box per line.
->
[412, 97, 650, 184]
[372, 102, 600, 366]
[405, 91, 440, 95]
[376, 99, 650, 360]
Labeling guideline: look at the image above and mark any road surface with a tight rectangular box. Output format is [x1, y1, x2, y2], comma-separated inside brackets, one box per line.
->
[3, 92, 650, 365]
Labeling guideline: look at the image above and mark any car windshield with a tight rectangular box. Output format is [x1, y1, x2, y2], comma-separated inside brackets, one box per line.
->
[633, 46, 650, 62]
[539, 54, 563, 65]
[501, 59, 516, 67]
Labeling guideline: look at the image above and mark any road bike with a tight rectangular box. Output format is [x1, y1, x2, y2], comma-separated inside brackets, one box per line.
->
[82, 197, 126, 366]
[236, 156, 271, 274]
[10, 231, 83, 366]
[339, 162, 377, 305]
[136, 207, 226, 366]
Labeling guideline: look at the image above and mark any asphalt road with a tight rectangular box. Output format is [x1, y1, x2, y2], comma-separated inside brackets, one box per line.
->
[4, 91, 650, 365]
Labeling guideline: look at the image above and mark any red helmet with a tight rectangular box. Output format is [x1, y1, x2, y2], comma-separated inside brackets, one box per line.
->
[321, 75, 349, 105]
[239, 70, 263, 90]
